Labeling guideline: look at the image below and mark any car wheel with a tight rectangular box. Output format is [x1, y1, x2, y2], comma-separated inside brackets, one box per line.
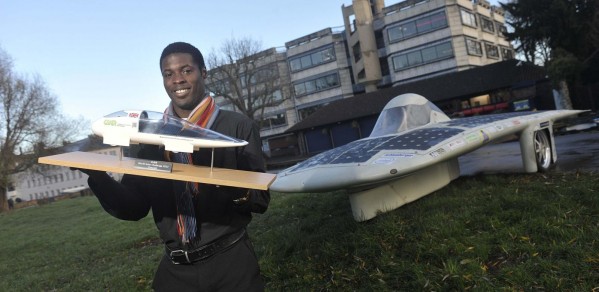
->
[534, 130, 553, 172]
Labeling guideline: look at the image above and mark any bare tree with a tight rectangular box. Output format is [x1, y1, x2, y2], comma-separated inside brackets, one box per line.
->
[204, 37, 290, 125]
[0, 48, 85, 212]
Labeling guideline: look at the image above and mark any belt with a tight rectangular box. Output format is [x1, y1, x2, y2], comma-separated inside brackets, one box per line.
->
[166, 229, 246, 265]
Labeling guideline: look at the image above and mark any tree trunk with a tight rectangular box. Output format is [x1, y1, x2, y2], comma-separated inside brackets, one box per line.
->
[556, 80, 574, 109]
[0, 187, 8, 213]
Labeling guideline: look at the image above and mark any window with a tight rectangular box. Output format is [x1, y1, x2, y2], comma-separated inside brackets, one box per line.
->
[388, 11, 447, 43]
[416, 16, 433, 32]
[311, 51, 324, 64]
[357, 69, 366, 80]
[320, 48, 334, 62]
[289, 59, 302, 71]
[407, 51, 423, 66]
[240, 74, 254, 88]
[460, 9, 477, 27]
[391, 41, 454, 71]
[270, 90, 283, 103]
[391, 22, 417, 42]
[496, 22, 507, 36]
[239, 76, 249, 89]
[353, 42, 362, 62]
[293, 73, 340, 97]
[461, 100, 471, 109]
[481, 17, 495, 33]
[294, 83, 306, 96]
[315, 78, 328, 91]
[392, 55, 409, 70]
[485, 43, 499, 59]
[421, 47, 437, 63]
[210, 79, 231, 94]
[465, 38, 483, 56]
[388, 25, 403, 42]
[300, 55, 311, 68]
[305, 80, 316, 93]
[298, 104, 325, 121]
[436, 42, 453, 59]
[288, 46, 336, 72]
[430, 12, 448, 29]
[255, 69, 275, 84]
[500, 47, 514, 60]
[261, 113, 287, 129]
[249, 89, 284, 108]
[322, 74, 339, 89]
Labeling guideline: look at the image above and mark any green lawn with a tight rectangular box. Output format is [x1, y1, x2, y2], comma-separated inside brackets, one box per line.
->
[1, 171, 597, 291]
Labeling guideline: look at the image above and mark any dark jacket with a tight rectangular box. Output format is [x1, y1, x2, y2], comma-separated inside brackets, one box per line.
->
[88, 110, 270, 250]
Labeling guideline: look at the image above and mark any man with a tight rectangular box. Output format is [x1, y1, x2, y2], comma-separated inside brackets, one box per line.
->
[84, 42, 270, 291]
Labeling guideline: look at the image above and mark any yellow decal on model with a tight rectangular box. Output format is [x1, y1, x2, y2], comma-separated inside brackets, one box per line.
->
[104, 119, 117, 126]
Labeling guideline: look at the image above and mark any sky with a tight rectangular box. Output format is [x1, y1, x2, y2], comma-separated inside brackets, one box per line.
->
[0, 0, 501, 134]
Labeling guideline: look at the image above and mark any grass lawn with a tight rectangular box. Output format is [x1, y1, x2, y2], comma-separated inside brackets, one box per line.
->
[1, 171, 597, 291]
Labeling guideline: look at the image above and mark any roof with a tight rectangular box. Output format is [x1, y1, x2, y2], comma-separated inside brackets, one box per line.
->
[287, 60, 548, 132]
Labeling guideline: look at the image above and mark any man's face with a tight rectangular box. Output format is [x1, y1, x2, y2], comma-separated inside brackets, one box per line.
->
[161, 53, 206, 117]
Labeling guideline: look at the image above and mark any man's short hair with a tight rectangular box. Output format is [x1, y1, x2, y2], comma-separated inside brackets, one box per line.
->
[160, 42, 205, 70]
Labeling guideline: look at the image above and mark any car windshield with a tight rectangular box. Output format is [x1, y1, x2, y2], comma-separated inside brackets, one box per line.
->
[369, 102, 441, 137]
[138, 111, 244, 143]
[105, 110, 244, 143]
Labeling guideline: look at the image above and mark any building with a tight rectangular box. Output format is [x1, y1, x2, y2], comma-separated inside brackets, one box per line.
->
[343, 0, 513, 90]
[8, 136, 123, 202]
[209, 47, 295, 157]
[202, 0, 517, 168]
[283, 59, 554, 161]
[263, 27, 356, 159]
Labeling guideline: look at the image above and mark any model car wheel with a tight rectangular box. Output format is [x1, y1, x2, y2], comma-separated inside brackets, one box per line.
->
[534, 130, 553, 172]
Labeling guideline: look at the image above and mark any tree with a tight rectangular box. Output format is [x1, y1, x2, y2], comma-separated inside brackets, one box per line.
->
[204, 37, 290, 126]
[0, 48, 84, 212]
[501, 0, 599, 110]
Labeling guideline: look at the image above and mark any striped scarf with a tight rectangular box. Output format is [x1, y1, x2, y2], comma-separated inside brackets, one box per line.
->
[165, 96, 219, 246]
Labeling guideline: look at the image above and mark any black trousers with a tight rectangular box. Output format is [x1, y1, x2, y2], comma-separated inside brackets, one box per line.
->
[152, 236, 264, 292]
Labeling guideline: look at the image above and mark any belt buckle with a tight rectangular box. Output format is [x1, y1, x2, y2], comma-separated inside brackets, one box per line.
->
[169, 249, 191, 264]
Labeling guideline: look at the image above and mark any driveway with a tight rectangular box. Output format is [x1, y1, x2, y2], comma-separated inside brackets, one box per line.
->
[459, 131, 599, 175]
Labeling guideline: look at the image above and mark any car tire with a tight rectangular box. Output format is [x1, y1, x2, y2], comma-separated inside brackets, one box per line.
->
[534, 130, 554, 172]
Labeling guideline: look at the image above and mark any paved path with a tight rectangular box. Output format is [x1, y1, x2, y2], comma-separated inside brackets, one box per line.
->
[458, 131, 599, 176]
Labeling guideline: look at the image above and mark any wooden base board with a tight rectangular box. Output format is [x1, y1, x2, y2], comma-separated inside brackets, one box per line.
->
[38, 151, 276, 190]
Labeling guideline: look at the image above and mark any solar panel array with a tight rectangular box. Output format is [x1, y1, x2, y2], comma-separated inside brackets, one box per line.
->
[287, 127, 463, 172]
[285, 111, 541, 173]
